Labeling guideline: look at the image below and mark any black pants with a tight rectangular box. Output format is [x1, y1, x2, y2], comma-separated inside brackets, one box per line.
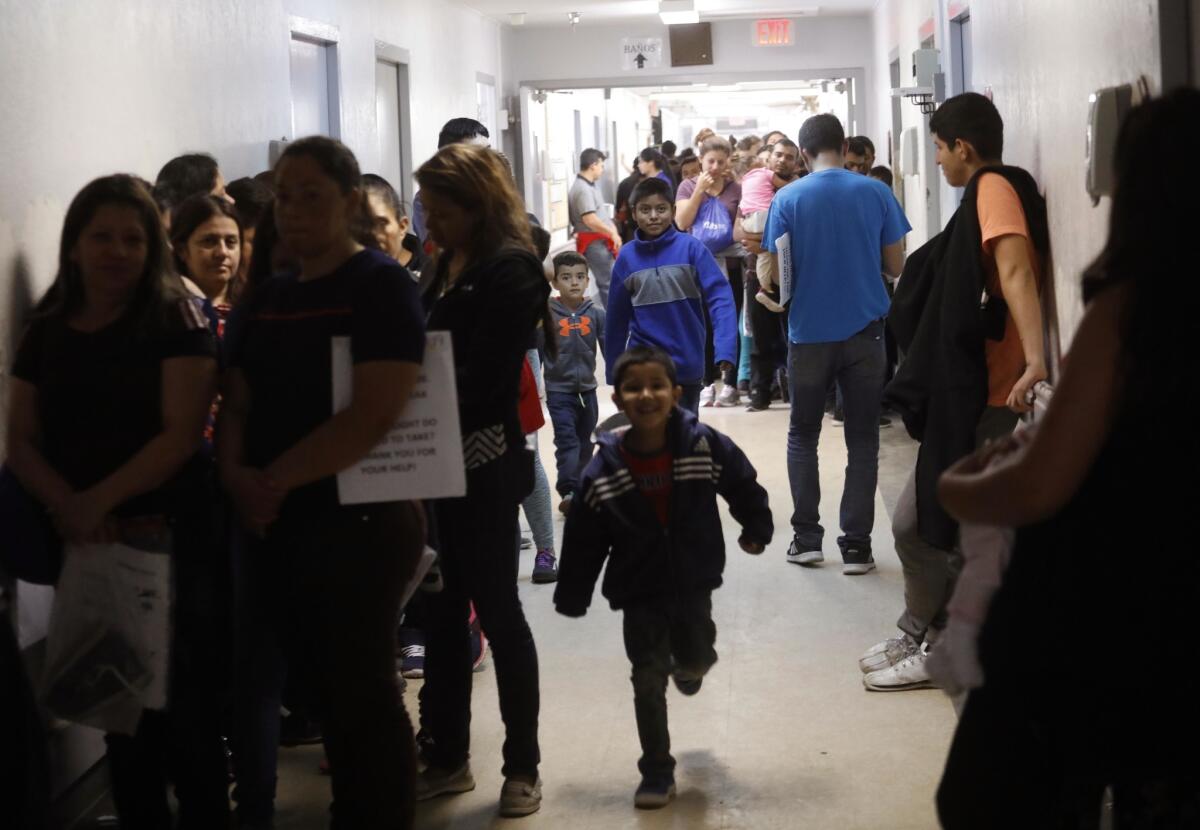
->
[0, 611, 50, 830]
[704, 257, 745, 386]
[621, 592, 718, 782]
[424, 452, 541, 779]
[938, 687, 1200, 829]
[744, 259, 786, 401]
[105, 500, 232, 830]
[263, 501, 423, 830]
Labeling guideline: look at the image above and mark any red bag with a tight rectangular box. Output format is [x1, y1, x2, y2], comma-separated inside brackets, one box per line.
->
[518, 356, 545, 434]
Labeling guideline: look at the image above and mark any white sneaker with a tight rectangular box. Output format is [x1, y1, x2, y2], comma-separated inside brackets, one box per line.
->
[499, 777, 543, 817]
[700, 385, 717, 407]
[858, 633, 920, 674]
[863, 644, 937, 691]
[716, 385, 740, 407]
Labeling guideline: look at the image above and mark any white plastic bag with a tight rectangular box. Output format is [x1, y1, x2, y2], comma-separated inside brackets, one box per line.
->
[41, 540, 172, 735]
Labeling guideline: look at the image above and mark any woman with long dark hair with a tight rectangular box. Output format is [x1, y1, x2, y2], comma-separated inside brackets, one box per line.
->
[413, 143, 550, 817]
[219, 136, 427, 829]
[637, 147, 674, 188]
[6, 174, 227, 827]
[935, 89, 1200, 827]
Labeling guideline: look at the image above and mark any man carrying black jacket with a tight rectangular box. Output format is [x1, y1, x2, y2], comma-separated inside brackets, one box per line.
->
[861, 93, 1049, 692]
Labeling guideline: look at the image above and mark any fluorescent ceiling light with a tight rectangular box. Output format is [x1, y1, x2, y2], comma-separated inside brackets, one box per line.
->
[659, 0, 700, 25]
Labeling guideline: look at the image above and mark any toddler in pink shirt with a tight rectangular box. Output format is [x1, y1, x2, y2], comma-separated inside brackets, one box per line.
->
[739, 167, 784, 312]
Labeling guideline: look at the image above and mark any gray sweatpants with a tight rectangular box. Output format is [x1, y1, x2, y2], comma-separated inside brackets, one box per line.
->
[892, 406, 1019, 643]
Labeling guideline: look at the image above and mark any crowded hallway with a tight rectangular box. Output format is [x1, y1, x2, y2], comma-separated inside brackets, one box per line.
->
[2, 1, 1199, 829]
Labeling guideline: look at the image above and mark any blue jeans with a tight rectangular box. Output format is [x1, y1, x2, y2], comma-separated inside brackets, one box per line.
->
[786, 319, 886, 555]
[546, 389, 599, 498]
[583, 240, 614, 310]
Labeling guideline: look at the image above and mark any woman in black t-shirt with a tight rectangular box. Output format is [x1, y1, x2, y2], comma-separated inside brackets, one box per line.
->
[220, 136, 426, 829]
[413, 143, 551, 817]
[6, 174, 227, 826]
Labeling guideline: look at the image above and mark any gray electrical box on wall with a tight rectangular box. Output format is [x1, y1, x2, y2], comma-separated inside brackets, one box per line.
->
[269, 138, 290, 168]
[1085, 83, 1138, 205]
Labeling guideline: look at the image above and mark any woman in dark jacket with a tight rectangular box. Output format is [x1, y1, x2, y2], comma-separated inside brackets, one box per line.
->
[413, 143, 551, 818]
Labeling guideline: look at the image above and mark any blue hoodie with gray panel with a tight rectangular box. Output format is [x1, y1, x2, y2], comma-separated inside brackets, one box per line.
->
[604, 224, 737, 385]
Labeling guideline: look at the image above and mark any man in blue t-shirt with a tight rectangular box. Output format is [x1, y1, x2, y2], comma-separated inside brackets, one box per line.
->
[762, 114, 910, 575]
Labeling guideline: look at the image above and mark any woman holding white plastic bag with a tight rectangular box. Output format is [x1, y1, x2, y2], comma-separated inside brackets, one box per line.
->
[6, 174, 228, 828]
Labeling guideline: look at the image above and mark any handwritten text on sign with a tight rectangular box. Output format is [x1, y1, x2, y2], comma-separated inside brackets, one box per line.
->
[332, 331, 466, 504]
[622, 37, 663, 71]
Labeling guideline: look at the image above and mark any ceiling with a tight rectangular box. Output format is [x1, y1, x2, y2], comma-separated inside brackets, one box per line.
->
[461, 0, 875, 28]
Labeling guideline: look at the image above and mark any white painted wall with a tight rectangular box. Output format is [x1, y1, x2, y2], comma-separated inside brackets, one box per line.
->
[504, 17, 877, 139]
[0, 0, 504, 386]
[871, 0, 1163, 346]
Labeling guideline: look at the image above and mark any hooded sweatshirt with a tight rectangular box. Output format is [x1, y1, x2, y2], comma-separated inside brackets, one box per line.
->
[543, 297, 606, 394]
[604, 224, 737, 385]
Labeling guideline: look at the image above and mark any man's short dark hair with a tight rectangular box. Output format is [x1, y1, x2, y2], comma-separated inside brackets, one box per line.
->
[661, 140, 677, 157]
[868, 165, 894, 188]
[846, 136, 869, 157]
[613, 346, 678, 388]
[552, 251, 588, 276]
[154, 153, 220, 211]
[225, 177, 274, 229]
[929, 92, 1004, 161]
[437, 117, 489, 149]
[579, 148, 607, 171]
[857, 136, 876, 155]
[530, 226, 552, 261]
[629, 176, 673, 207]
[773, 137, 799, 153]
[797, 114, 845, 157]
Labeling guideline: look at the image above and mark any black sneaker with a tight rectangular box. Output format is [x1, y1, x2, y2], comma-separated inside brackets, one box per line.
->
[278, 712, 323, 747]
[672, 673, 702, 696]
[842, 547, 876, 576]
[786, 538, 824, 566]
[879, 416, 892, 428]
[745, 395, 770, 412]
[634, 777, 677, 809]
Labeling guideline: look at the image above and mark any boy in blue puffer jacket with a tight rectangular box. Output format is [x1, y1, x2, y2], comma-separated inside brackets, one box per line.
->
[604, 177, 738, 414]
[554, 346, 773, 810]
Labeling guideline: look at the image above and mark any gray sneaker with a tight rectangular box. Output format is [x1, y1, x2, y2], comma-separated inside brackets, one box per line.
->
[786, 539, 824, 566]
[415, 763, 475, 801]
[499, 777, 543, 817]
[858, 633, 921, 674]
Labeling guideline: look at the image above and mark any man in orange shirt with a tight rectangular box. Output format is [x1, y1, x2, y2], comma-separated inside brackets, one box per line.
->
[861, 93, 1047, 691]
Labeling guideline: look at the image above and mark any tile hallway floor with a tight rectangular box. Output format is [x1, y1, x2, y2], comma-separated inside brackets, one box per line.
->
[265, 399, 954, 830]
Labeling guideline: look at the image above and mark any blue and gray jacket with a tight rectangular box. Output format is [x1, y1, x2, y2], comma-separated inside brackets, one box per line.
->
[543, 297, 605, 394]
[554, 408, 773, 614]
[604, 225, 737, 385]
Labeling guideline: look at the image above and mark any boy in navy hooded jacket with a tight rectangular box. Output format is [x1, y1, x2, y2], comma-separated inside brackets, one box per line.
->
[555, 347, 772, 810]
[604, 177, 738, 414]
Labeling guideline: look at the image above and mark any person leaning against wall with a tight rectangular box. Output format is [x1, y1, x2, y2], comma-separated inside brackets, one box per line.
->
[6, 174, 228, 827]
[860, 92, 1050, 693]
[934, 86, 1200, 830]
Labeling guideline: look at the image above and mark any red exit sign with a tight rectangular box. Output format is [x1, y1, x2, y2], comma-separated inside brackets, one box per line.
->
[755, 18, 793, 47]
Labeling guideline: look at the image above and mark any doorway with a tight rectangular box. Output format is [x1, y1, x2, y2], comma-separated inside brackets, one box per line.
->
[374, 47, 413, 210]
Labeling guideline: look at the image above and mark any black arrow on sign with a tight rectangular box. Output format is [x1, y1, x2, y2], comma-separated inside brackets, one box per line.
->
[634, 52, 648, 69]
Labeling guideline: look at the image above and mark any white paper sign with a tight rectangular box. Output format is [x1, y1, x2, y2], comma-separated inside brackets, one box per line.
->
[333, 331, 466, 504]
[776, 231, 794, 306]
[622, 37, 663, 71]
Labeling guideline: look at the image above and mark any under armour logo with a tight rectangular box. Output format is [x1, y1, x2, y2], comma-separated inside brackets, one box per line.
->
[559, 316, 593, 337]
